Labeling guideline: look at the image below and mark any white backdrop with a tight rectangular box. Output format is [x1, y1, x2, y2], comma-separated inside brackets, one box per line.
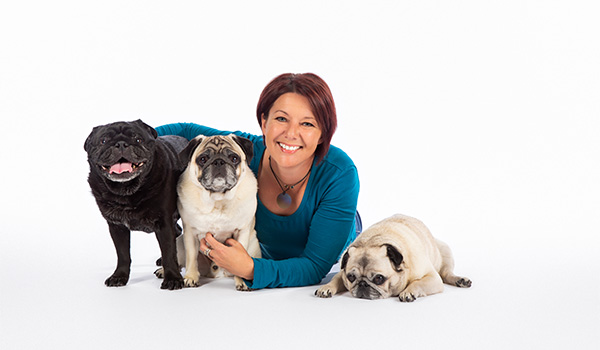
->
[1, 1, 599, 349]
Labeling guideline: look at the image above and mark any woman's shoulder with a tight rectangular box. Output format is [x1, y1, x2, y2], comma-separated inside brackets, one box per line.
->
[320, 144, 356, 171]
[310, 144, 359, 200]
[312, 144, 358, 188]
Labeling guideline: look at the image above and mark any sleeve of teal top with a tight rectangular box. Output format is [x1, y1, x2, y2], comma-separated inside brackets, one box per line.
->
[155, 122, 257, 141]
[246, 165, 360, 289]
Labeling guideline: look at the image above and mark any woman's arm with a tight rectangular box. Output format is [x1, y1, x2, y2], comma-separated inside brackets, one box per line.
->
[156, 122, 263, 174]
[247, 165, 360, 289]
[155, 122, 232, 140]
[200, 233, 254, 280]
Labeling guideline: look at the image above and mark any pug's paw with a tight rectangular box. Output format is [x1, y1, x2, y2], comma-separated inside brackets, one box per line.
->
[398, 291, 417, 302]
[456, 277, 472, 288]
[315, 285, 335, 298]
[105, 274, 129, 287]
[183, 272, 200, 288]
[161, 277, 183, 290]
[235, 277, 252, 291]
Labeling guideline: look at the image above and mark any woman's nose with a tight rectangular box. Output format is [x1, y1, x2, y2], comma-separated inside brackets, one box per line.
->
[284, 123, 299, 138]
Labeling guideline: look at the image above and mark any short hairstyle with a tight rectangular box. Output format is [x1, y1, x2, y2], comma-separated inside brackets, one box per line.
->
[256, 73, 337, 162]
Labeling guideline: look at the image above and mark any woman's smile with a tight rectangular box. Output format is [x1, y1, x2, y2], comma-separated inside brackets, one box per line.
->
[278, 142, 301, 153]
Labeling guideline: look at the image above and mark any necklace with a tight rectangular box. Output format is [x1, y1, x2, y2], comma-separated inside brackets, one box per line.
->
[269, 156, 313, 209]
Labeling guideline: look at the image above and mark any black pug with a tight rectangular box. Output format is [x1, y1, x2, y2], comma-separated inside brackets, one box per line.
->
[84, 119, 187, 290]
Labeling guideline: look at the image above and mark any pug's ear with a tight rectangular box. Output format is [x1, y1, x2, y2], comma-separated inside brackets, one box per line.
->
[340, 251, 350, 270]
[84, 126, 99, 152]
[232, 135, 254, 165]
[341, 246, 357, 271]
[385, 244, 404, 271]
[179, 137, 203, 165]
[134, 119, 158, 139]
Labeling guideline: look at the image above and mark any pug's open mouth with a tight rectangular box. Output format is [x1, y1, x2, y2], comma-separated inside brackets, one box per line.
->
[99, 158, 145, 182]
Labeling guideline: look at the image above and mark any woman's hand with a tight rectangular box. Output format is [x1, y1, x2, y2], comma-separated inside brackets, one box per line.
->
[199, 233, 255, 281]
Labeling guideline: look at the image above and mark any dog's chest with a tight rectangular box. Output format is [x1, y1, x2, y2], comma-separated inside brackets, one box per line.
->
[192, 206, 241, 233]
[100, 200, 161, 233]
[182, 200, 251, 236]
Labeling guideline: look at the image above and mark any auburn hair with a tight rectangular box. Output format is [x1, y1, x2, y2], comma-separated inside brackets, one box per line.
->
[256, 73, 337, 162]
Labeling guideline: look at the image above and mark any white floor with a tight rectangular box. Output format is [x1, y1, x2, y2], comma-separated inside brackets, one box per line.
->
[2, 225, 598, 349]
[1, 1, 599, 349]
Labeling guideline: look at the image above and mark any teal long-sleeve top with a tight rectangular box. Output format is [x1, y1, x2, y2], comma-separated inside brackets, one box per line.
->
[156, 123, 359, 289]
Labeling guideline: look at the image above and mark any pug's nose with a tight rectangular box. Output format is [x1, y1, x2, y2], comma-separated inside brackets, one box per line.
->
[115, 141, 129, 148]
[212, 159, 225, 166]
[358, 281, 368, 288]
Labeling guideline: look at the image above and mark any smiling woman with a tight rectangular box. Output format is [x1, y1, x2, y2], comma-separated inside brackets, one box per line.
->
[259, 92, 323, 215]
[156, 73, 360, 289]
[256, 73, 337, 163]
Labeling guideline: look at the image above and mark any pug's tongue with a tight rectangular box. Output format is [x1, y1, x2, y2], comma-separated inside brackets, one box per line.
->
[109, 162, 133, 174]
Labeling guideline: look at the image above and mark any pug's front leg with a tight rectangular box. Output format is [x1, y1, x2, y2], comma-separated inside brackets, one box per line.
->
[154, 222, 184, 290]
[315, 272, 347, 298]
[105, 223, 131, 287]
[398, 273, 444, 302]
[183, 230, 201, 287]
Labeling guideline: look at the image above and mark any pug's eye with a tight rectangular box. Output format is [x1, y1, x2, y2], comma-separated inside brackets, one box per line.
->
[135, 137, 142, 143]
[373, 274, 386, 285]
[197, 155, 208, 166]
[346, 274, 356, 283]
[100, 138, 107, 145]
[229, 154, 240, 164]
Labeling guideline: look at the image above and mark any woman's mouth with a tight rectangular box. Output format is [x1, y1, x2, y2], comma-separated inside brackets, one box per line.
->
[278, 142, 301, 153]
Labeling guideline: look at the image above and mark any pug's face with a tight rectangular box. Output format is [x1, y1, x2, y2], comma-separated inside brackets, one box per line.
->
[84, 120, 157, 184]
[340, 244, 407, 300]
[180, 135, 253, 193]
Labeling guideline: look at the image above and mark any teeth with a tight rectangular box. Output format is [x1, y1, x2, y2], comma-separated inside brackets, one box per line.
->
[279, 143, 300, 151]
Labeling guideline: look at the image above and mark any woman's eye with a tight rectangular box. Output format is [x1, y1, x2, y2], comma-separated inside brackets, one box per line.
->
[302, 122, 315, 127]
[275, 116, 287, 122]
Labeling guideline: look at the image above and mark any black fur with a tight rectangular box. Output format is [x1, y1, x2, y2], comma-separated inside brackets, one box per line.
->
[84, 120, 188, 290]
[232, 135, 254, 165]
[178, 136, 203, 165]
[341, 251, 350, 270]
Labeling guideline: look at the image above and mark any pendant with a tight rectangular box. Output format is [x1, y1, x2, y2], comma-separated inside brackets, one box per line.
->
[277, 192, 292, 209]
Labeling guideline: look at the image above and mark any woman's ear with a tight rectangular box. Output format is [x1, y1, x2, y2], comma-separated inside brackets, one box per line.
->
[261, 113, 269, 135]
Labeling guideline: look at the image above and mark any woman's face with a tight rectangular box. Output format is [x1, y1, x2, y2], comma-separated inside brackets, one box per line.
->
[261, 92, 322, 170]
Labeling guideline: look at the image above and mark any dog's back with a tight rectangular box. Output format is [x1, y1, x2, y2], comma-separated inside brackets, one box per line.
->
[158, 135, 188, 170]
[353, 214, 444, 275]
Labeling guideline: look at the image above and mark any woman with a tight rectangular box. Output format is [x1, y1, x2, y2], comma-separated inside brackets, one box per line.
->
[156, 73, 360, 289]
